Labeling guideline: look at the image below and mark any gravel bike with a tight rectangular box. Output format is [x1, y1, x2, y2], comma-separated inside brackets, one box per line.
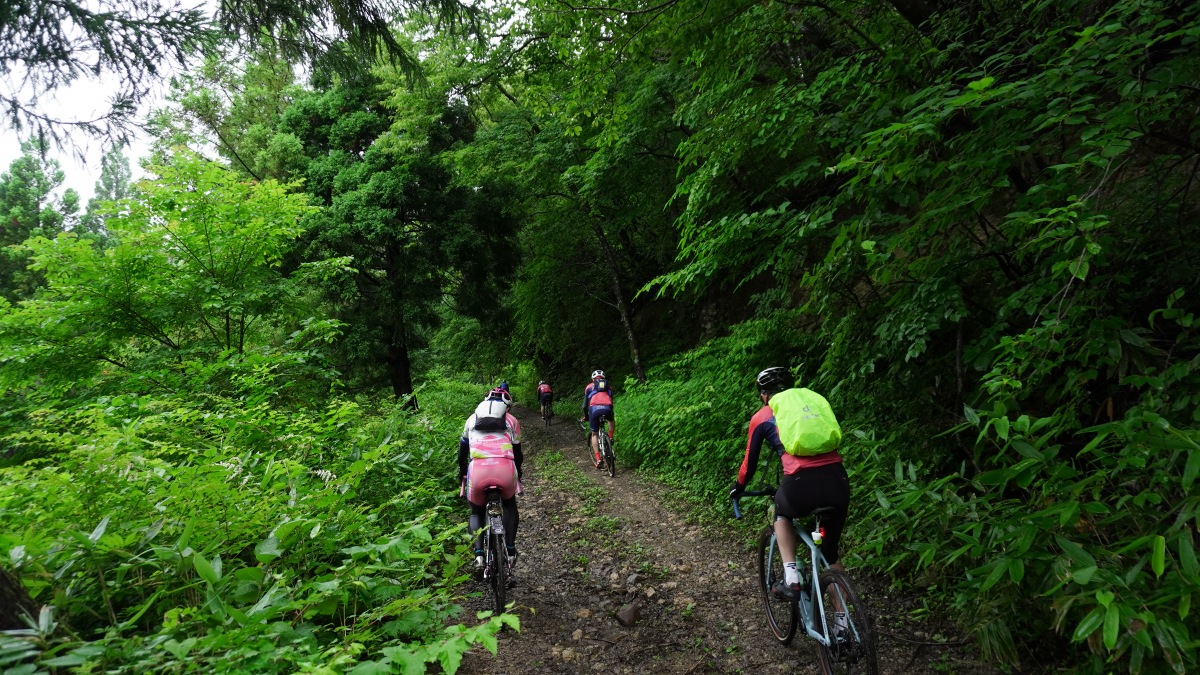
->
[579, 415, 615, 477]
[733, 489, 879, 674]
[482, 486, 514, 613]
[541, 397, 554, 427]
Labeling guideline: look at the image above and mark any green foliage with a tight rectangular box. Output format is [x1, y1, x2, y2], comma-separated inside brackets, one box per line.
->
[0, 149, 514, 672]
[618, 315, 805, 498]
[0, 374, 506, 673]
[0, 138, 79, 301]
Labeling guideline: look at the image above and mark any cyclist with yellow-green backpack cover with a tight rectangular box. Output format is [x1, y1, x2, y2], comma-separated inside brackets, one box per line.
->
[729, 367, 851, 601]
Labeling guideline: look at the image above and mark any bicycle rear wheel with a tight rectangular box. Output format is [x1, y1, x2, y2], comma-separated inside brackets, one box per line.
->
[757, 527, 797, 644]
[599, 431, 615, 477]
[815, 569, 878, 675]
[487, 529, 508, 612]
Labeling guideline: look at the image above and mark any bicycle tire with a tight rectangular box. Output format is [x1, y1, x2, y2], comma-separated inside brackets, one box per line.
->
[757, 526, 797, 644]
[815, 569, 878, 675]
[599, 432, 615, 477]
[488, 528, 507, 612]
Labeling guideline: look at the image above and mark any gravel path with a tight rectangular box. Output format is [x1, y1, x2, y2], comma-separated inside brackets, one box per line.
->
[457, 406, 1003, 674]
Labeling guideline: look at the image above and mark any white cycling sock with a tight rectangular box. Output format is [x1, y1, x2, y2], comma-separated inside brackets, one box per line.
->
[784, 562, 799, 585]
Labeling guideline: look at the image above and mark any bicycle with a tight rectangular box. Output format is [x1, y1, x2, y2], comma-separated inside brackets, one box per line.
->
[541, 397, 554, 427]
[481, 486, 513, 613]
[733, 489, 879, 674]
[580, 415, 615, 477]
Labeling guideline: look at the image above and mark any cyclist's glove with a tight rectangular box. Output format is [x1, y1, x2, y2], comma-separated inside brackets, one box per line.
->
[729, 481, 745, 500]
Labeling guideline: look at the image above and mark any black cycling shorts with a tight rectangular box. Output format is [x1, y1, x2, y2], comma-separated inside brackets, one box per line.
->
[538, 392, 553, 404]
[775, 462, 851, 565]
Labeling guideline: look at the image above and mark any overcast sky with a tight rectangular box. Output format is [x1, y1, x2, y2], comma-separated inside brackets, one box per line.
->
[0, 76, 160, 205]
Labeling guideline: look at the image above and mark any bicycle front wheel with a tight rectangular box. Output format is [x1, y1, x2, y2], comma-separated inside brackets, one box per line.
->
[488, 530, 507, 613]
[815, 569, 878, 675]
[758, 527, 797, 644]
[599, 433, 615, 477]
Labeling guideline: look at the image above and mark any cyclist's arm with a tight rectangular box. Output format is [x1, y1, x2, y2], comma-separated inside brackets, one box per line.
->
[457, 437, 470, 481]
[737, 410, 782, 486]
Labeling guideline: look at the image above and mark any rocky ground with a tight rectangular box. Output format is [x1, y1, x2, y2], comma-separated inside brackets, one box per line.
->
[457, 406, 1005, 674]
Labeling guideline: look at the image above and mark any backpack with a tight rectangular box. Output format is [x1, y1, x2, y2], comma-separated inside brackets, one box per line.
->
[768, 388, 842, 456]
[592, 377, 609, 394]
[473, 399, 508, 432]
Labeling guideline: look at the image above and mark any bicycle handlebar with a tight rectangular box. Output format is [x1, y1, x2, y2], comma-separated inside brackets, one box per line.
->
[731, 488, 777, 520]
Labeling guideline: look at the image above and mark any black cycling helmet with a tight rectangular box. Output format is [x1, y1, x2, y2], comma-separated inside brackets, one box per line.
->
[756, 366, 793, 394]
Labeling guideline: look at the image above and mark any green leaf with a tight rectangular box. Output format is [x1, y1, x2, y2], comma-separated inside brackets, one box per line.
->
[1007, 558, 1024, 583]
[1183, 449, 1199, 491]
[994, 416, 1010, 441]
[1152, 536, 1166, 578]
[1103, 604, 1120, 650]
[1072, 566, 1097, 584]
[963, 404, 979, 425]
[1073, 607, 1104, 642]
[193, 553, 219, 586]
[980, 561, 1008, 591]
[1178, 533, 1199, 583]
[1096, 590, 1114, 608]
[88, 515, 110, 544]
[254, 534, 283, 564]
[967, 76, 995, 91]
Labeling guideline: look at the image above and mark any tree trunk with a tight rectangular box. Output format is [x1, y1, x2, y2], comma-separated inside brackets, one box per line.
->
[385, 244, 418, 409]
[589, 221, 647, 384]
[0, 566, 37, 631]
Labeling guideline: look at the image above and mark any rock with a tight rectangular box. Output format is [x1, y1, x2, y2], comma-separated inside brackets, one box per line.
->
[661, 581, 678, 590]
[598, 599, 615, 613]
[537, 585, 546, 592]
[562, 647, 577, 662]
[568, 517, 583, 525]
[575, 608, 592, 620]
[617, 601, 642, 627]
[626, 573, 642, 586]
[572, 629, 583, 641]
[609, 572, 620, 582]
[676, 564, 693, 574]
[644, 587, 656, 598]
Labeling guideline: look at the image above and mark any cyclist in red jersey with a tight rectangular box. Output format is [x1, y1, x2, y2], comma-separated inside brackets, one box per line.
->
[581, 369, 614, 468]
[536, 380, 553, 411]
[730, 367, 850, 602]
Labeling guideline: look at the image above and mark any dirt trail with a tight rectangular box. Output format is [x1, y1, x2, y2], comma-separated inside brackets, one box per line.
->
[458, 406, 1000, 674]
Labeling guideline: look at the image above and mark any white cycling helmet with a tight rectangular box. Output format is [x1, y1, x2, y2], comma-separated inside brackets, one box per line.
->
[591, 369, 605, 379]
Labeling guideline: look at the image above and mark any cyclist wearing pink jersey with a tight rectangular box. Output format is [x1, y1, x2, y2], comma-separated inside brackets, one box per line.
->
[581, 369, 615, 469]
[458, 391, 523, 569]
[537, 380, 554, 419]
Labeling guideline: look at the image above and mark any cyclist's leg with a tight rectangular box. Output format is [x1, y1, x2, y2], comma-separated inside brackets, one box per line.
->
[588, 407, 603, 463]
[502, 496, 519, 551]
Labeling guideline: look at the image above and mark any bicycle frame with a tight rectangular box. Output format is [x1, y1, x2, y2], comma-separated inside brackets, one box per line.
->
[734, 491, 858, 648]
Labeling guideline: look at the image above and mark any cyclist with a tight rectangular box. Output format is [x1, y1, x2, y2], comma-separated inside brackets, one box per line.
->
[729, 367, 849, 606]
[499, 380, 510, 393]
[580, 369, 614, 469]
[537, 380, 553, 418]
[459, 391, 523, 571]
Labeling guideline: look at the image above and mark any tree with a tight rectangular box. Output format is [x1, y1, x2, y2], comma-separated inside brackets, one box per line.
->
[0, 138, 79, 301]
[79, 148, 133, 236]
[273, 75, 518, 403]
[0, 0, 476, 145]
[1, 151, 323, 393]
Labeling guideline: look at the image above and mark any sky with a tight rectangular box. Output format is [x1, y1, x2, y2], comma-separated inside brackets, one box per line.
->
[0, 77, 159, 205]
